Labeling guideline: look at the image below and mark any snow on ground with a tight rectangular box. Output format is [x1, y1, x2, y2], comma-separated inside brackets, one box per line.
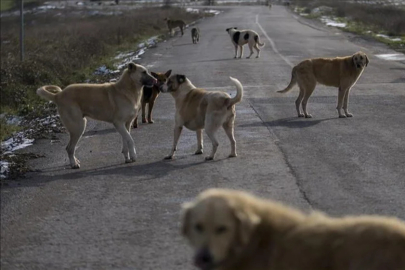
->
[376, 34, 403, 42]
[375, 53, 405, 61]
[320, 16, 347, 28]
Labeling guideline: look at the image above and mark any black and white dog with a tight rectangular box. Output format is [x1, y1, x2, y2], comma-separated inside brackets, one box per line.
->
[226, 27, 265, 59]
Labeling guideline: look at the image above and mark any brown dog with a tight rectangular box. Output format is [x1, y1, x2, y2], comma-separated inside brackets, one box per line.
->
[160, 75, 243, 160]
[164, 18, 186, 36]
[133, 70, 171, 128]
[278, 51, 369, 118]
[182, 188, 405, 270]
[37, 63, 156, 168]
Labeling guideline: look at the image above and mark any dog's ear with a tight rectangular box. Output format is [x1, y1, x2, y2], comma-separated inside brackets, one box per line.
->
[128, 63, 136, 71]
[233, 207, 261, 245]
[177, 74, 186, 84]
[151, 72, 158, 78]
[226, 28, 230, 32]
[181, 202, 194, 236]
[165, 70, 172, 78]
[365, 54, 369, 67]
[234, 27, 237, 29]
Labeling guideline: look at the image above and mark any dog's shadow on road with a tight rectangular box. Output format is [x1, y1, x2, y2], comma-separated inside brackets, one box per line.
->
[6, 158, 206, 189]
[240, 117, 338, 129]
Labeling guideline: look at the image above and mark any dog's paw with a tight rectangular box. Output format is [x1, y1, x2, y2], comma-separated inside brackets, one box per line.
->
[195, 150, 203, 155]
[125, 158, 136, 163]
[339, 115, 347, 118]
[142, 119, 147, 123]
[71, 164, 80, 169]
[345, 113, 353, 117]
[164, 155, 174, 160]
[228, 153, 237, 158]
[305, 114, 313, 118]
[298, 113, 305, 117]
[205, 156, 214, 161]
[148, 119, 154, 124]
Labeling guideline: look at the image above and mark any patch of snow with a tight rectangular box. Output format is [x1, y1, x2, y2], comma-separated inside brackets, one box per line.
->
[0, 161, 9, 179]
[94, 65, 120, 76]
[300, 13, 309, 16]
[186, 8, 200, 13]
[1, 132, 34, 155]
[375, 53, 405, 61]
[321, 16, 346, 28]
[205, 9, 221, 15]
[376, 34, 402, 42]
[312, 6, 333, 14]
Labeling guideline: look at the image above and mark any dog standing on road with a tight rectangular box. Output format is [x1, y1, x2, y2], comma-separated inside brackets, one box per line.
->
[133, 70, 172, 128]
[182, 188, 405, 270]
[160, 75, 243, 160]
[165, 18, 186, 36]
[191, 27, 200, 44]
[226, 27, 265, 59]
[278, 51, 369, 118]
[37, 63, 156, 168]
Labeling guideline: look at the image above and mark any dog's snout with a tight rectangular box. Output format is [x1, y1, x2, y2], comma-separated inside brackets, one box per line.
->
[194, 248, 213, 268]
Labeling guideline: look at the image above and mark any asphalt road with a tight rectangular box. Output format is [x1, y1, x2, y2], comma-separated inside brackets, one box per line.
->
[2, 5, 405, 270]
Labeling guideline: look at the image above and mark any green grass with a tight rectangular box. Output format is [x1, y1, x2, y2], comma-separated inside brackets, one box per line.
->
[0, 0, 43, 12]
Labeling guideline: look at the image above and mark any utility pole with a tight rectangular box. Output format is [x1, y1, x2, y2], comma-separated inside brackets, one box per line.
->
[20, 0, 24, 61]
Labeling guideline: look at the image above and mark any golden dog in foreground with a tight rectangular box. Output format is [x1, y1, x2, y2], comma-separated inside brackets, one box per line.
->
[182, 188, 405, 270]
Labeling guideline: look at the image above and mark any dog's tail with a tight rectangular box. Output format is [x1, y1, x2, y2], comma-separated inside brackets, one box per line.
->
[254, 35, 265, 47]
[36, 85, 62, 102]
[228, 77, 243, 107]
[277, 67, 297, 93]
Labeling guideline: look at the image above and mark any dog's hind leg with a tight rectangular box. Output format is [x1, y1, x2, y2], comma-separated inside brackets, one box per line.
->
[301, 80, 316, 118]
[114, 122, 136, 163]
[223, 118, 237, 158]
[165, 126, 183, 159]
[205, 116, 222, 160]
[195, 129, 203, 155]
[62, 113, 86, 169]
[142, 101, 147, 123]
[246, 43, 254, 59]
[239, 45, 244, 59]
[254, 43, 260, 58]
[295, 88, 305, 117]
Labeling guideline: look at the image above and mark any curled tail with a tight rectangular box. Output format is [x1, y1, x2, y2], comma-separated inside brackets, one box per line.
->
[36, 85, 62, 102]
[278, 67, 297, 93]
[254, 35, 265, 47]
[228, 77, 243, 107]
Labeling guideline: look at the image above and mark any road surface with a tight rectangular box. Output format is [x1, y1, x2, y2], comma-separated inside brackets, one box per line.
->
[2, 5, 405, 270]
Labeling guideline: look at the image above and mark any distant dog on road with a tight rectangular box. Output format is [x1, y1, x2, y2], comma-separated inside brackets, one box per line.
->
[226, 27, 265, 59]
[165, 18, 186, 36]
[161, 74, 243, 160]
[37, 63, 156, 168]
[191, 27, 200, 44]
[133, 70, 172, 128]
[278, 51, 369, 118]
[182, 188, 405, 270]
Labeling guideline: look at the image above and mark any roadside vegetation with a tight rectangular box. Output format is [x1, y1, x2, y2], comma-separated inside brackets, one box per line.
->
[293, 0, 405, 52]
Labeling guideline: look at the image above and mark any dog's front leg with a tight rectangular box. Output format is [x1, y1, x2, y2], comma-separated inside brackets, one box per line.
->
[239, 45, 244, 59]
[165, 126, 183, 160]
[343, 87, 353, 117]
[195, 129, 203, 155]
[234, 45, 238, 58]
[337, 86, 348, 118]
[148, 100, 155, 124]
[142, 100, 147, 123]
[115, 122, 137, 162]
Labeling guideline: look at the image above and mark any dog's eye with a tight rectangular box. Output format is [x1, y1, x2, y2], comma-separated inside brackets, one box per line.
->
[216, 226, 227, 234]
[360, 56, 363, 60]
[195, 223, 204, 233]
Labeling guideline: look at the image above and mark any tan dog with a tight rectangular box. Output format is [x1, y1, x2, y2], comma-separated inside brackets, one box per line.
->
[36, 63, 156, 169]
[278, 51, 369, 118]
[164, 18, 186, 36]
[161, 75, 243, 160]
[226, 28, 265, 59]
[182, 188, 405, 270]
[133, 70, 171, 128]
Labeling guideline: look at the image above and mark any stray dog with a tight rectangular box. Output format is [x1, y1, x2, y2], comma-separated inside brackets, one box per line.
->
[278, 51, 369, 118]
[37, 63, 156, 169]
[191, 27, 200, 44]
[164, 17, 186, 36]
[182, 188, 405, 270]
[226, 27, 265, 59]
[160, 75, 243, 160]
[133, 70, 172, 128]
